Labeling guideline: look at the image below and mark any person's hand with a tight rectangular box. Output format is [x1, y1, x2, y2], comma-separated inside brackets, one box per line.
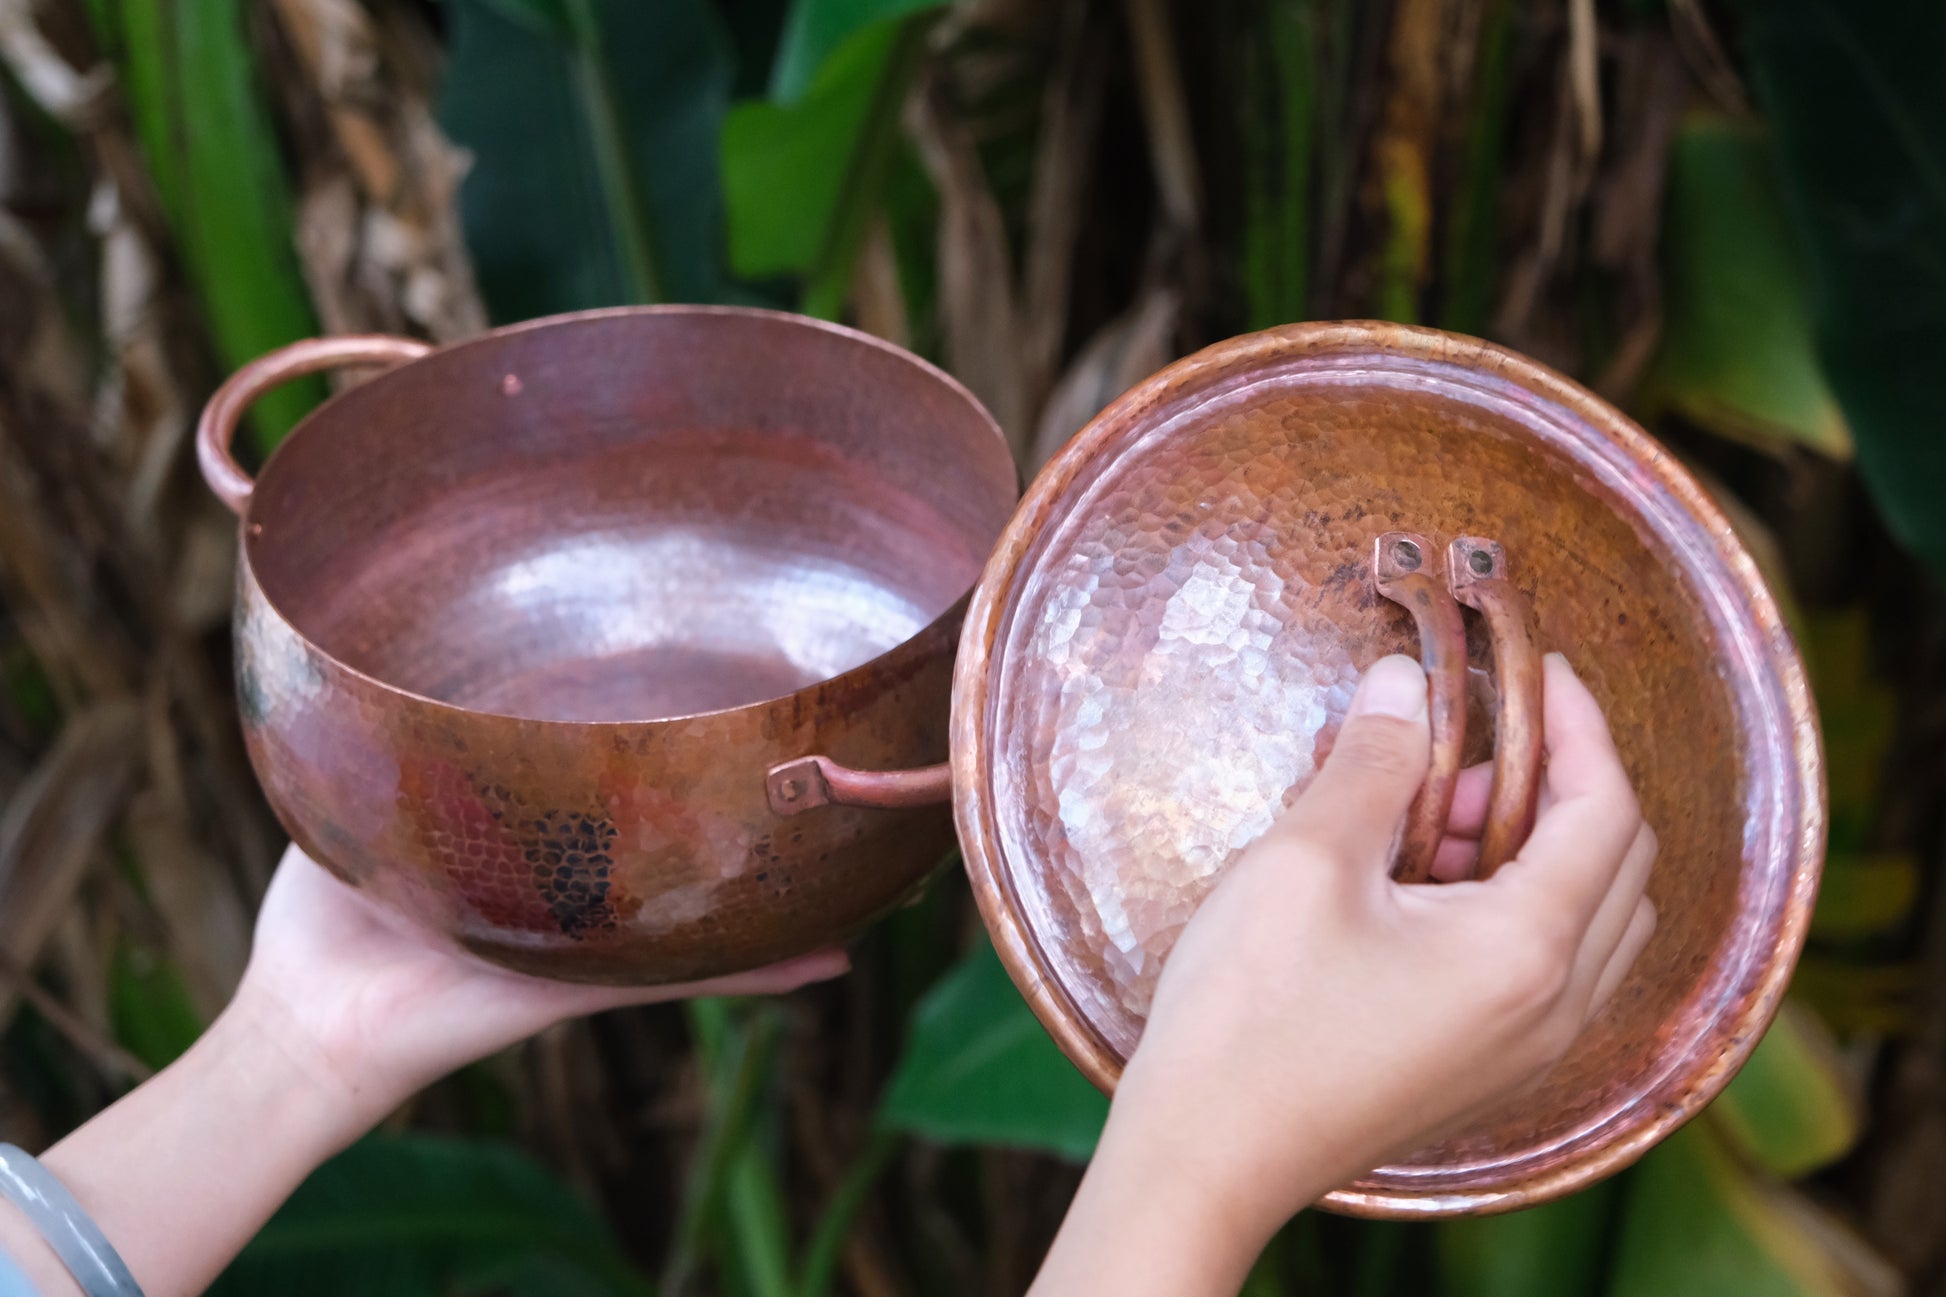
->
[1033, 652, 1655, 1296]
[230, 845, 848, 1129]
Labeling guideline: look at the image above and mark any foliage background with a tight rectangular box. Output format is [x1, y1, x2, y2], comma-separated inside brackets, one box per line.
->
[1, 0, 1943, 1292]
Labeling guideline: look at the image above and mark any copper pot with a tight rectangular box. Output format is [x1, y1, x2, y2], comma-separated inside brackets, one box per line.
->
[205, 314, 1820, 1218]
[198, 307, 1018, 982]
[776, 322, 1821, 1217]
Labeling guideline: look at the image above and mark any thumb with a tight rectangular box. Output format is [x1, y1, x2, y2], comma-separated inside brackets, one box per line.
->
[1267, 654, 1432, 868]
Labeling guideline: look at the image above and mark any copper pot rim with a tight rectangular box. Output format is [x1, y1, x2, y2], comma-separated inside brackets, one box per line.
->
[236, 304, 1015, 731]
[950, 319, 1826, 1217]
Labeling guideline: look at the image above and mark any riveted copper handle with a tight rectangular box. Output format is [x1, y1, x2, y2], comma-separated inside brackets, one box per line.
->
[196, 335, 435, 515]
[1373, 532, 1469, 883]
[1447, 537, 1544, 879]
[766, 756, 952, 816]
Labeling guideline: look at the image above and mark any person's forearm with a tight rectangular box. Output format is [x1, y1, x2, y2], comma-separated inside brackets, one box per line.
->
[0, 986, 382, 1297]
[1029, 1099, 1308, 1297]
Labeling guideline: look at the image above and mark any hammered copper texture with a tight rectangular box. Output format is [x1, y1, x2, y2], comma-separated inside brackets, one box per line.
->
[953, 323, 1823, 1216]
[219, 307, 1018, 983]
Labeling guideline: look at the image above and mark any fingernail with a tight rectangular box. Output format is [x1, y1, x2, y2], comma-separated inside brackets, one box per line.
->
[1351, 654, 1428, 722]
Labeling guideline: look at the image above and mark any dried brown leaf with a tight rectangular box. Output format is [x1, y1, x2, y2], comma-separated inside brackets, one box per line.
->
[906, 63, 1029, 450]
[0, 0, 110, 128]
[1590, 31, 1686, 398]
[271, 0, 486, 342]
[125, 793, 249, 1018]
[1121, 0, 1200, 233]
[0, 699, 141, 1027]
[1020, 7, 1106, 409]
[1366, 0, 1454, 316]
[0, 950, 152, 1085]
[1667, 0, 1749, 115]
[1028, 283, 1178, 472]
[850, 215, 910, 349]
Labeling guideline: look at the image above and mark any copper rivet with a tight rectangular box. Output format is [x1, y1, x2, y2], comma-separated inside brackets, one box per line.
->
[501, 373, 523, 396]
[1388, 537, 1422, 572]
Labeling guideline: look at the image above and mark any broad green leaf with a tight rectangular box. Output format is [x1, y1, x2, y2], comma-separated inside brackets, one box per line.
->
[1611, 1123, 1896, 1297]
[1439, 0, 1516, 335]
[210, 1135, 652, 1297]
[441, 0, 735, 317]
[769, 0, 939, 104]
[1739, 0, 1946, 579]
[723, 20, 899, 279]
[721, 15, 929, 316]
[109, 941, 204, 1072]
[1711, 1002, 1860, 1179]
[108, 0, 323, 451]
[1236, 0, 1316, 330]
[470, 0, 570, 36]
[1435, 1179, 1618, 1297]
[1645, 113, 1850, 458]
[1787, 957, 1916, 1037]
[878, 937, 1108, 1162]
[1811, 852, 1920, 943]
[1801, 609, 1895, 855]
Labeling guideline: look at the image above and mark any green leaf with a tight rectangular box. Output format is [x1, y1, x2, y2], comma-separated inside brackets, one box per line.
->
[1438, 0, 1516, 336]
[1610, 1123, 1895, 1297]
[1710, 1002, 1860, 1179]
[1801, 608, 1896, 853]
[109, 941, 204, 1072]
[768, 0, 939, 104]
[724, 20, 898, 280]
[721, 15, 929, 316]
[440, 0, 735, 317]
[1739, 0, 1946, 579]
[111, 0, 324, 451]
[1811, 852, 1920, 943]
[210, 1134, 652, 1297]
[1236, 0, 1316, 330]
[470, 0, 570, 36]
[1644, 112, 1850, 458]
[1435, 1179, 1619, 1297]
[878, 937, 1108, 1162]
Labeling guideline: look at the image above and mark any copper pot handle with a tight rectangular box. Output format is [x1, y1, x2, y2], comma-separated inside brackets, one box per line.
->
[1374, 533, 1470, 882]
[196, 335, 435, 515]
[1447, 537, 1544, 879]
[765, 755, 951, 816]
[1375, 532, 1545, 882]
[769, 535, 1546, 861]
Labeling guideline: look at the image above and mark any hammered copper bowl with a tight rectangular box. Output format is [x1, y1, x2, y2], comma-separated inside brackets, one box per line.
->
[197, 306, 1017, 983]
[944, 322, 1824, 1217]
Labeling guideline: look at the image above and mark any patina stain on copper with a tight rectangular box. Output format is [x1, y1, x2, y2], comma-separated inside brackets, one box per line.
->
[951, 321, 1824, 1218]
[203, 307, 1018, 983]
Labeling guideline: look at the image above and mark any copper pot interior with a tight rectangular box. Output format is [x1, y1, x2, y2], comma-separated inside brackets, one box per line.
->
[973, 341, 1812, 1199]
[245, 311, 1017, 722]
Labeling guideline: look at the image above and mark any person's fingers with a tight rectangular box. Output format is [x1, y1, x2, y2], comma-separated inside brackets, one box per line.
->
[1587, 898, 1656, 1012]
[1567, 821, 1657, 1001]
[574, 948, 852, 1014]
[1493, 655, 1642, 925]
[1431, 836, 1480, 883]
[1265, 655, 1431, 871]
[1444, 762, 1495, 840]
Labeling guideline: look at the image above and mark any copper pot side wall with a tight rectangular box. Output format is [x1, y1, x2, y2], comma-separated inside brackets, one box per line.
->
[227, 307, 1019, 983]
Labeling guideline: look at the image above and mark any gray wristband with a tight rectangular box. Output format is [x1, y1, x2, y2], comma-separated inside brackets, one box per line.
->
[0, 1146, 142, 1297]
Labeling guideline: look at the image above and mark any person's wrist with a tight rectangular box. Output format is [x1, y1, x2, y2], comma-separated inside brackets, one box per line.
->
[218, 973, 410, 1146]
[1034, 1080, 1301, 1296]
